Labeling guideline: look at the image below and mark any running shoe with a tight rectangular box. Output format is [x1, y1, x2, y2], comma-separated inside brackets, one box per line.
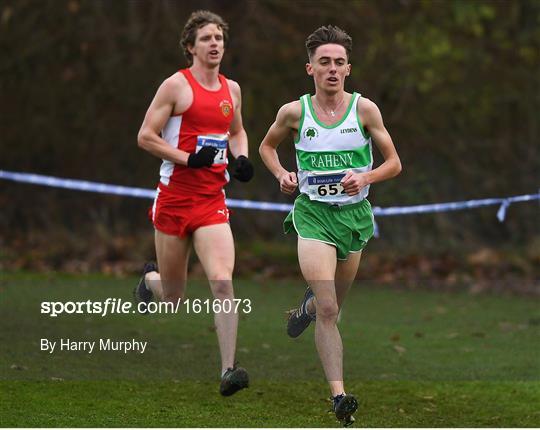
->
[286, 286, 316, 338]
[333, 393, 358, 427]
[133, 261, 157, 314]
[219, 364, 249, 396]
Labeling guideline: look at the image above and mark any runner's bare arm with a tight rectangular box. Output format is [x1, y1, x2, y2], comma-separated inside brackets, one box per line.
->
[342, 98, 401, 194]
[259, 102, 301, 194]
[137, 76, 191, 166]
[227, 80, 249, 159]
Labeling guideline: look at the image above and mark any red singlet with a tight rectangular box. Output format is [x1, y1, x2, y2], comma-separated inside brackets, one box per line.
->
[158, 68, 234, 196]
[149, 68, 235, 237]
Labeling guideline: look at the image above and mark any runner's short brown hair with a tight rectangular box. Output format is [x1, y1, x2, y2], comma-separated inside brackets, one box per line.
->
[306, 25, 352, 61]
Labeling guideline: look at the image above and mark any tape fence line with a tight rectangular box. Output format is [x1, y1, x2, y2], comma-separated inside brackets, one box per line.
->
[1, 170, 538, 231]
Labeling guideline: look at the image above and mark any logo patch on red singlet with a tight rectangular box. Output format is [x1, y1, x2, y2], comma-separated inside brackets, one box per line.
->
[220, 100, 232, 117]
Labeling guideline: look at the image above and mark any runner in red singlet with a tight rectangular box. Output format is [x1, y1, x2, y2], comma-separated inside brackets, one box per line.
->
[134, 10, 253, 396]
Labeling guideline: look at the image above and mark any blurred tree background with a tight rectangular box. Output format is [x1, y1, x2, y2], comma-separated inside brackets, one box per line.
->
[1, 0, 539, 278]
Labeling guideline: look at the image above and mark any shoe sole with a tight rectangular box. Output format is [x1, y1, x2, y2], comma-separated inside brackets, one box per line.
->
[286, 311, 313, 338]
[342, 415, 355, 427]
[335, 395, 358, 423]
[286, 288, 315, 338]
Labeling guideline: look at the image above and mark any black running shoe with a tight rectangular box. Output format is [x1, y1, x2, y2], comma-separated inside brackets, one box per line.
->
[219, 364, 249, 396]
[286, 287, 316, 338]
[133, 262, 157, 314]
[333, 394, 358, 427]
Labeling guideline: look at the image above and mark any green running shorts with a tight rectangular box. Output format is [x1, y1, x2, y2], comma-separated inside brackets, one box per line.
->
[284, 193, 374, 260]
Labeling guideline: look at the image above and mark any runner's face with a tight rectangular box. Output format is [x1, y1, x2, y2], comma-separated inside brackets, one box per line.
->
[306, 44, 350, 93]
[190, 23, 224, 67]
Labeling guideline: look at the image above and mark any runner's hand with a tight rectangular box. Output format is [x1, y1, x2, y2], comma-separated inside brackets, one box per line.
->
[278, 171, 298, 195]
[341, 171, 369, 196]
[232, 155, 254, 182]
[187, 146, 218, 168]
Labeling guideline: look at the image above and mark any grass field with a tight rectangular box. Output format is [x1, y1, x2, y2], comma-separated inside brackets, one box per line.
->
[1, 273, 539, 427]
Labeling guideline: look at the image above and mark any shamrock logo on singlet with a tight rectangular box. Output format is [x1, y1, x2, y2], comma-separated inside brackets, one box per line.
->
[304, 127, 319, 140]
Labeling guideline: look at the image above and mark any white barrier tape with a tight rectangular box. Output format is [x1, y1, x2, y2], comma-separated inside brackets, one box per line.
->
[1, 170, 538, 223]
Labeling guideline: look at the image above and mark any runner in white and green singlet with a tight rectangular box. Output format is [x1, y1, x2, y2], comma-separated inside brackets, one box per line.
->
[295, 91, 373, 205]
[259, 25, 402, 426]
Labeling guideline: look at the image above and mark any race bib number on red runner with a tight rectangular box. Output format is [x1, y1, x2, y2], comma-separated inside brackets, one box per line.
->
[196, 134, 228, 165]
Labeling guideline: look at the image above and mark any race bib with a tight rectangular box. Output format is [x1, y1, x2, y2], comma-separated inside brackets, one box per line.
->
[307, 171, 347, 199]
[196, 134, 228, 165]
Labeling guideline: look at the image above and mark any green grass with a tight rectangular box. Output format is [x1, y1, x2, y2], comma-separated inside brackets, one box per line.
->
[2, 380, 539, 427]
[1, 273, 539, 427]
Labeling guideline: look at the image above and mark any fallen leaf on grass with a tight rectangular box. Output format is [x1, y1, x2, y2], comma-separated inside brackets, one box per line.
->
[10, 364, 27, 370]
[498, 322, 515, 332]
[435, 306, 447, 314]
[499, 322, 527, 331]
[393, 345, 406, 354]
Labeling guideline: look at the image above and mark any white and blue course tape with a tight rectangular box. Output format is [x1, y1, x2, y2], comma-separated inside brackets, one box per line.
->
[1, 169, 538, 237]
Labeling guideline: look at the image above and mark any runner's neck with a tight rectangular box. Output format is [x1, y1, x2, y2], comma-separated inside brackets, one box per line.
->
[189, 64, 221, 91]
[312, 91, 351, 119]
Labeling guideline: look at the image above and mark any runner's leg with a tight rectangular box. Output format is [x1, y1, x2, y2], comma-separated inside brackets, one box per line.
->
[297, 238, 344, 396]
[146, 229, 191, 303]
[193, 223, 237, 374]
[335, 251, 362, 309]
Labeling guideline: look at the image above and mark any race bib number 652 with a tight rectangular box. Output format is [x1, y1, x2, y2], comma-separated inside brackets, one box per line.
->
[307, 172, 346, 198]
[196, 134, 228, 164]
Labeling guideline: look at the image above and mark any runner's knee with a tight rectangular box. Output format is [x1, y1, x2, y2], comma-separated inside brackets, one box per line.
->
[211, 280, 234, 299]
[316, 299, 339, 322]
[206, 266, 234, 283]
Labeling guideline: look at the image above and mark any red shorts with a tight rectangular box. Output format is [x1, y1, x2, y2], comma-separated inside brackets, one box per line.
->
[149, 184, 230, 237]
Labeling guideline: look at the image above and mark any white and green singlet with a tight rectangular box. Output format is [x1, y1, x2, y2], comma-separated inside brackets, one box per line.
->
[295, 92, 372, 205]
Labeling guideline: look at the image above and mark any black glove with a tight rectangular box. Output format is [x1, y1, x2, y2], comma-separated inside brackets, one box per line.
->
[231, 155, 254, 182]
[187, 146, 218, 168]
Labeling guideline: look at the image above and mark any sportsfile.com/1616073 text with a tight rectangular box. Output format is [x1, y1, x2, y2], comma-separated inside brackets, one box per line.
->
[40, 298, 252, 317]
